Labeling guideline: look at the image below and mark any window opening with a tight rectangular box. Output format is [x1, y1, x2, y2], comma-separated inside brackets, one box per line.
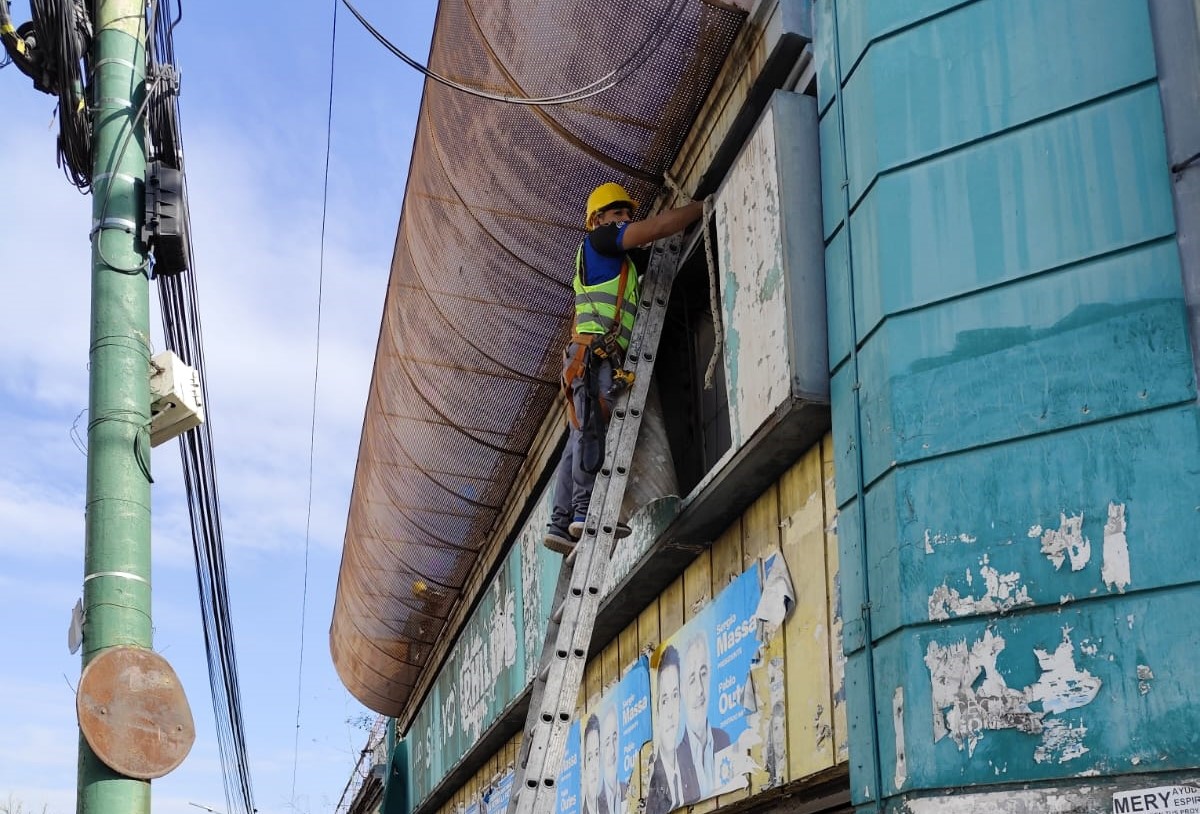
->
[654, 219, 731, 497]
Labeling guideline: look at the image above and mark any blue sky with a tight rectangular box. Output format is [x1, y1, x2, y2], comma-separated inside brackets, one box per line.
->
[0, 2, 434, 813]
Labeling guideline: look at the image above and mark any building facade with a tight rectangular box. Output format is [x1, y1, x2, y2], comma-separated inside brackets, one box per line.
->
[337, 1, 1200, 813]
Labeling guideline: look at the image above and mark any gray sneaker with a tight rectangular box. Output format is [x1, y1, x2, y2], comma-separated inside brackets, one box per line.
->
[544, 529, 576, 554]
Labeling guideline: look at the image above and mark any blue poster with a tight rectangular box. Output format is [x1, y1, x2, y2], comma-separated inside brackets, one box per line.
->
[647, 565, 762, 812]
[555, 719, 582, 814]
[617, 657, 653, 790]
[576, 657, 653, 814]
[482, 769, 513, 814]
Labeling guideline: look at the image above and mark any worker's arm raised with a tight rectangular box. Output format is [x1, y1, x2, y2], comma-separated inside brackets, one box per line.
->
[621, 201, 704, 248]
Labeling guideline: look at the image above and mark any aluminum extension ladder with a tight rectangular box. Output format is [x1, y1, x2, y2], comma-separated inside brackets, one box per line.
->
[507, 232, 685, 814]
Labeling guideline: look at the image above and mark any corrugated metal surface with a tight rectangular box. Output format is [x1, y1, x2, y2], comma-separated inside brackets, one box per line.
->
[818, 0, 1200, 808]
[330, 0, 748, 720]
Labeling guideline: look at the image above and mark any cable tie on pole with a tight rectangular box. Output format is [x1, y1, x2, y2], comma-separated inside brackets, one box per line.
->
[84, 571, 151, 587]
[91, 216, 138, 234]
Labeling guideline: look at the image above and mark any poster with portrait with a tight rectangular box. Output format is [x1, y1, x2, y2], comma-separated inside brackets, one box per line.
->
[646, 564, 763, 813]
[576, 658, 653, 814]
[554, 720, 582, 814]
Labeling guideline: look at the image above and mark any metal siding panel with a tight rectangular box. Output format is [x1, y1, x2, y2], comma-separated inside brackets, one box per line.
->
[834, 0, 973, 83]
[819, 103, 846, 241]
[855, 241, 1195, 487]
[814, 0, 839, 114]
[851, 84, 1179, 342]
[840, 0, 1158, 207]
[823, 0, 1200, 804]
[777, 92, 831, 402]
[875, 591, 1200, 791]
[825, 226, 852, 372]
[866, 407, 1200, 639]
[830, 364, 860, 509]
[844, 651, 879, 805]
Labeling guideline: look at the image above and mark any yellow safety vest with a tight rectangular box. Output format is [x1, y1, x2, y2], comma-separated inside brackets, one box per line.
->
[573, 243, 639, 352]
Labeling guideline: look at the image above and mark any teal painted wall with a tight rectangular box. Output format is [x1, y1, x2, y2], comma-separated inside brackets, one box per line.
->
[817, 0, 1200, 808]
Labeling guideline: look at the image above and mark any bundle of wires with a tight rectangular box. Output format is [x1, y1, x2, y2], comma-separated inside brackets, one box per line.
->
[26, 0, 92, 189]
[148, 3, 256, 813]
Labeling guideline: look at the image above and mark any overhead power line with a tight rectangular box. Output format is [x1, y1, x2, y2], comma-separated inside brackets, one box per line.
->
[290, 0, 338, 803]
[340, 0, 686, 106]
[147, 2, 256, 812]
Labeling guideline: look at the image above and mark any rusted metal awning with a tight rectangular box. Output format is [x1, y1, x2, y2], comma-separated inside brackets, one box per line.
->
[330, 0, 747, 722]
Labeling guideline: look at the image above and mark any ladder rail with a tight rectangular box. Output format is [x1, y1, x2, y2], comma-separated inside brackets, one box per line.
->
[508, 233, 684, 814]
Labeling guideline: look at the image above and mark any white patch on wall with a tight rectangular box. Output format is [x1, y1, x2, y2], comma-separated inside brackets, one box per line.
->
[1038, 512, 1091, 571]
[1138, 664, 1155, 695]
[923, 530, 978, 554]
[894, 687, 907, 791]
[1025, 628, 1102, 714]
[1101, 502, 1131, 593]
[1034, 719, 1089, 764]
[924, 627, 1101, 759]
[927, 556, 1033, 621]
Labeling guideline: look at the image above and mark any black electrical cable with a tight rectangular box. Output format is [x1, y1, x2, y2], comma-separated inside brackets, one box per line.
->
[147, 3, 257, 813]
[341, 0, 686, 106]
[28, 0, 91, 189]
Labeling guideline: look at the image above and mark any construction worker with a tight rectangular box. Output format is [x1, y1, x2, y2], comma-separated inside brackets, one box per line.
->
[545, 183, 703, 553]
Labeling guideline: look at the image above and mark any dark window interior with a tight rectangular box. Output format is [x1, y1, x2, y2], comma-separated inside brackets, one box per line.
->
[654, 222, 732, 497]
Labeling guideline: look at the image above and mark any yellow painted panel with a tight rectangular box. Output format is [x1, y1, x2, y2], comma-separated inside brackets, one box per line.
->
[638, 601, 660, 653]
[602, 638, 620, 694]
[620, 619, 640, 677]
[586, 654, 603, 712]
[821, 434, 849, 764]
[781, 446, 836, 782]
[711, 516, 744, 590]
[683, 549, 714, 616]
[659, 574, 686, 641]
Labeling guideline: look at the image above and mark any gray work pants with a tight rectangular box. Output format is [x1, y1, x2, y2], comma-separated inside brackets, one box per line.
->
[549, 344, 614, 534]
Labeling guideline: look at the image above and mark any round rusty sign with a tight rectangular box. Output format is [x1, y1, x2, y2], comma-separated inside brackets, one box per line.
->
[77, 646, 195, 779]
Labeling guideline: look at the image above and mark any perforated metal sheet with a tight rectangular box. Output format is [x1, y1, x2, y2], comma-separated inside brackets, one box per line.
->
[330, 0, 746, 720]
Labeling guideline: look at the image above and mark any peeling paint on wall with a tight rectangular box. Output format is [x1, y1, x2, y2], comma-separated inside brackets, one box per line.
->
[894, 687, 907, 791]
[928, 556, 1034, 621]
[1034, 513, 1091, 571]
[1034, 719, 1090, 764]
[924, 627, 1101, 759]
[1138, 664, 1155, 695]
[923, 530, 978, 554]
[1102, 502, 1132, 593]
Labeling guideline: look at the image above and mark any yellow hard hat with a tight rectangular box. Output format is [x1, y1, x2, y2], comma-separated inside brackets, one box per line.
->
[585, 183, 638, 226]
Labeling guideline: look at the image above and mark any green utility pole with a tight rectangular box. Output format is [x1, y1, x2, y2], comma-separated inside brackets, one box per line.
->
[79, 0, 152, 813]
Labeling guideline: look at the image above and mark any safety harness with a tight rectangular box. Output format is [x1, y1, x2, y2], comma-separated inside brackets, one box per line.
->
[563, 244, 637, 456]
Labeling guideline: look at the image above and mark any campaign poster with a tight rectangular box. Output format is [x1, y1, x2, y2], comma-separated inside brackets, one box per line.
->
[555, 719, 582, 814]
[577, 657, 653, 814]
[481, 769, 513, 814]
[646, 564, 762, 813]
